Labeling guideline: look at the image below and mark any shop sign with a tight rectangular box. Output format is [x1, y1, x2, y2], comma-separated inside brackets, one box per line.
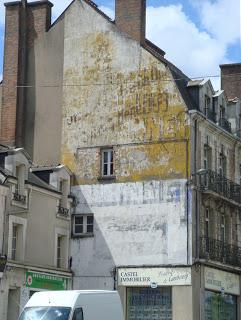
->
[204, 267, 240, 295]
[118, 267, 191, 287]
[26, 271, 69, 290]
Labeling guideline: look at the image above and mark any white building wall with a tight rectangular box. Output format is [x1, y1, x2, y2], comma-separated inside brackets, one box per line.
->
[71, 179, 190, 289]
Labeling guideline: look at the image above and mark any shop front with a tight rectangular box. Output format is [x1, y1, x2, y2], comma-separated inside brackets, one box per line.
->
[0, 264, 72, 320]
[203, 267, 240, 320]
[117, 267, 192, 320]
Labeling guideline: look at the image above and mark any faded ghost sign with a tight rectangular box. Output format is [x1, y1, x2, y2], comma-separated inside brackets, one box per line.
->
[204, 267, 240, 295]
[118, 267, 191, 286]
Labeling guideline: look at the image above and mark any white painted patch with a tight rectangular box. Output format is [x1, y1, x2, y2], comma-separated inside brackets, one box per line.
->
[71, 179, 190, 285]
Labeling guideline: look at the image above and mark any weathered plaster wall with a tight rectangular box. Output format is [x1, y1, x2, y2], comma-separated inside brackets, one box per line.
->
[71, 179, 189, 289]
[61, 0, 190, 184]
[25, 17, 64, 165]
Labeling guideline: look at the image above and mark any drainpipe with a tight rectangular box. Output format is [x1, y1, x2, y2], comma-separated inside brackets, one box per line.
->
[194, 118, 200, 260]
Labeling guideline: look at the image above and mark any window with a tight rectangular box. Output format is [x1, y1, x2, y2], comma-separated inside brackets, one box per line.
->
[205, 95, 211, 116]
[12, 225, 17, 260]
[221, 214, 225, 243]
[219, 145, 227, 177]
[59, 179, 68, 208]
[205, 209, 209, 238]
[57, 236, 62, 268]
[204, 291, 237, 320]
[73, 308, 83, 320]
[15, 164, 25, 195]
[127, 287, 172, 320]
[19, 307, 71, 320]
[220, 105, 225, 119]
[205, 209, 210, 253]
[101, 149, 114, 177]
[8, 216, 27, 262]
[73, 215, 94, 236]
[204, 144, 212, 170]
[54, 228, 69, 269]
[58, 179, 69, 217]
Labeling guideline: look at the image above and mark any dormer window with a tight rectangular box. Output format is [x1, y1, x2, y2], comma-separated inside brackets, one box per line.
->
[15, 164, 25, 195]
[58, 179, 69, 217]
[13, 164, 27, 205]
[204, 95, 211, 116]
[220, 106, 225, 119]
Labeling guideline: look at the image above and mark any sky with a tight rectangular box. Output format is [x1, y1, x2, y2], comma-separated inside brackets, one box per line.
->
[0, 0, 240, 89]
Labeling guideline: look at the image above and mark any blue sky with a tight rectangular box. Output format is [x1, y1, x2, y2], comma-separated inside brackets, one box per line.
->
[0, 0, 240, 89]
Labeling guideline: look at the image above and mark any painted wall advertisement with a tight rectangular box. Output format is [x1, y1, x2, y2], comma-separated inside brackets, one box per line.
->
[118, 267, 191, 287]
[204, 267, 240, 295]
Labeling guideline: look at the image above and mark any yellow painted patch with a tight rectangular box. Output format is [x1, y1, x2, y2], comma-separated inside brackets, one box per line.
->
[61, 31, 191, 185]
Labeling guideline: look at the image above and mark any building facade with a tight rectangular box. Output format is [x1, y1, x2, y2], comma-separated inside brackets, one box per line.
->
[1, 0, 241, 319]
[0, 147, 72, 320]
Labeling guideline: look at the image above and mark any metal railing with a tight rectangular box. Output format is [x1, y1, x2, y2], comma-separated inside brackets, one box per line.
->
[196, 170, 241, 204]
[57, 205, 69, 217]
[200, 236, 241, 267]
[13, 192, 26, 204]
[207, 110, 216, 122]
[219, 117, 232, 133]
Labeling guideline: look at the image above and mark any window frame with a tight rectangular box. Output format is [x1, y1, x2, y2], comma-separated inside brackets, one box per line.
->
[72, 214, 94, 238]
[54, 228, 69, 269]
[8, 216, 27, 261]
[12, 225, 18, 260]
[101, 148, 114, 177]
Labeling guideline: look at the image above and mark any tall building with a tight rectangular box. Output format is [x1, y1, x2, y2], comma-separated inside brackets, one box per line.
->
[1, 0, 241, 319]
[0, 147, 72, 320]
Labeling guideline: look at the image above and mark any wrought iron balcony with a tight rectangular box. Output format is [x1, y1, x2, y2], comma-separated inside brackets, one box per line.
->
[219, 117, 232, 133]
[13, 192, 26, 204]
[200, 236, 241, 268]
[57, 205, 69, 217]
[207, 110, 216, 122]
[196, 170, 241, 205]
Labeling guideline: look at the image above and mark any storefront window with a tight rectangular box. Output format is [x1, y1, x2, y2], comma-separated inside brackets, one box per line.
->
[205, 290, 237, 320]
[127, 287, 172, 320]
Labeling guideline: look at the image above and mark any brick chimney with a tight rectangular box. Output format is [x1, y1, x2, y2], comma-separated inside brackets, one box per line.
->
[220, 63, 241, 100]
[1, 0, 53, 147]
[115, 0, 146, 44]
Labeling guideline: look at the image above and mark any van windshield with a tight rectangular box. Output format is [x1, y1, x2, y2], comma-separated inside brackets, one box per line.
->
[19, 307, 71, 320]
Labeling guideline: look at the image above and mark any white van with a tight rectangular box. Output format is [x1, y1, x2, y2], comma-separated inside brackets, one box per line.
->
[18, 290, 124, 320]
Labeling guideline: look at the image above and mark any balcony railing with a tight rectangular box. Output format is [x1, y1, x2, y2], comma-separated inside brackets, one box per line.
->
[207, 110, 216, 122]
[196, 170, 241, 204]
[57, 205, 69, 217]
[200, 236, 241, 268]
[219, 117, 232, 133]
[13, 192, 26, 204]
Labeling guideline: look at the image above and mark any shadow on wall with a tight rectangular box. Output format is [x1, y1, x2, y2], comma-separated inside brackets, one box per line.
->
[70, 188, 116, 290]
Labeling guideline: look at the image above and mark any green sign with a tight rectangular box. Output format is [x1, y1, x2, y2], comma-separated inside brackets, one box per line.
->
[26, 271, 69, 290]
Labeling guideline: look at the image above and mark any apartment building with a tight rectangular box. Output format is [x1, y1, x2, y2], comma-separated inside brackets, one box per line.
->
[0, 147, 72, 320]
[1, 0, 241, 319]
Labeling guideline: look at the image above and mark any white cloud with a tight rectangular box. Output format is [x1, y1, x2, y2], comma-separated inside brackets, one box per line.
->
[0, 0, 239, 90]
[146, 5, 227, 77]
[190, 0, 240, 45]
